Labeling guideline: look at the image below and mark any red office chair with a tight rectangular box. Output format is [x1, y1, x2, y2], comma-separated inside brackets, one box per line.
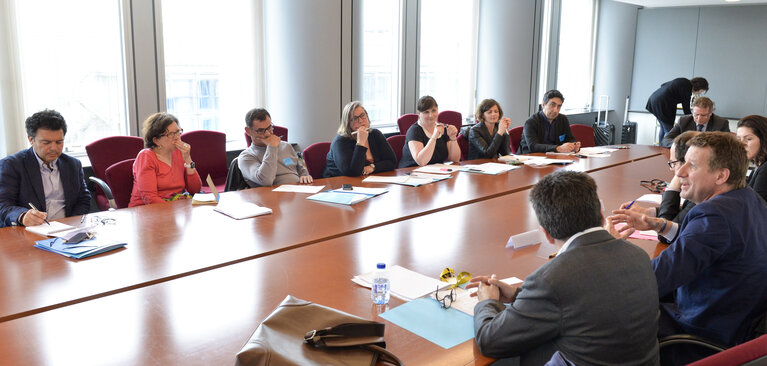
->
[397, 114, 419, 135]
[689, 334, 767, 366]
[181, 130, 227, 193]
[103, 159, 136, 209]
[86, 136, 144, 211]
[244, 125, 288, 147]
[302, 142, 331, 179]
[509, 126, 524, 154]
[438, 110, 463, 131]
[457, 133, 469, 161]
[386, 135, 406, 165]
[570, 124, 596, 148]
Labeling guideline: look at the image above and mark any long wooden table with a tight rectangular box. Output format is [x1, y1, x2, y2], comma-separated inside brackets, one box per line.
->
[0, 151, 673, 365]
[0, 146, 663, 324]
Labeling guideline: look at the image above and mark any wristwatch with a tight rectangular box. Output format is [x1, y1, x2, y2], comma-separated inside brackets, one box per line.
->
[184, 161, 196, 169]
[369, 163, 376, 171]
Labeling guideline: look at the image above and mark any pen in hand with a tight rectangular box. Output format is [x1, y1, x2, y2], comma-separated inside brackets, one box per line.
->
[625, 200, 636, 209]
[28, 202, 50, 225]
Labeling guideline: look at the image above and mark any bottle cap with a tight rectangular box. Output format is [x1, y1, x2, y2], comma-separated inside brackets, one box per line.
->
[376, 262, 386, 269]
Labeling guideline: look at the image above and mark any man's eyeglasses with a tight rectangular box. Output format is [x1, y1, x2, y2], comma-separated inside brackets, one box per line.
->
[352, 112, 368, 123]
[252, 124, 274, 134]
[667, 160, 680, 169]
[434, 286, 455, 309]
[161, 129, 183, 138]
[640, 179, 667, 194]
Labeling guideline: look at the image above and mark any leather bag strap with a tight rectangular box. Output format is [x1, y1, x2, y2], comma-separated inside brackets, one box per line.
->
[304, 322, 385, 347]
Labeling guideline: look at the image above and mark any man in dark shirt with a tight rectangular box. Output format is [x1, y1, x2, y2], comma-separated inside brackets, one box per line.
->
[518, 89, 580, 154]
[646, 77, 708, 144]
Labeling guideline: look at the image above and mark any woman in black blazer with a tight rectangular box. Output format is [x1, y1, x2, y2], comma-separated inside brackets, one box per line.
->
[323, 101, 396, 177]
[467, 99, 511, 160]
[737, 115, 767, 202]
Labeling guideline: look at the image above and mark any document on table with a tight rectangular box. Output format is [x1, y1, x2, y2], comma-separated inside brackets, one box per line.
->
[307, 186, 388, 205]
[380, 298, 474, 349]
[363, 173, 450, 186]
[272, 184, 325, 193]
[450, 277, 523, 316]
[34, 236, 127, 259]
[214, 199, 272, 219]
[635, 193, 662, 205]
[463, 162, 521, 175]
[523, 158, 574, 166]
[352, 265, 446, 301]
[614, 223, 658, 241]
[412, 163, 464, 174]
[25, 221, 75, 237]
[498, 154, 544, 163]
[192, 193, 218, 205]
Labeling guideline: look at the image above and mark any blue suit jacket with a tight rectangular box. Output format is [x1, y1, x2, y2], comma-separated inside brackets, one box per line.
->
[0, 147, 91, 227]
[652, 188, 767, 346]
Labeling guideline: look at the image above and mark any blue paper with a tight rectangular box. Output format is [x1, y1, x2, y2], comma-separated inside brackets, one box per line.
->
[34, 236, 127, 259]
[380, 297, 474, 349]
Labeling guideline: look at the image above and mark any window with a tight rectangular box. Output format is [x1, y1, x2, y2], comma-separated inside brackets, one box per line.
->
[161, 0, 260, 141]
[14, 0, 128, 153]
[360, 0, 402, 127]
[553, 0, 595, 111]
[418, 0, 478, 121]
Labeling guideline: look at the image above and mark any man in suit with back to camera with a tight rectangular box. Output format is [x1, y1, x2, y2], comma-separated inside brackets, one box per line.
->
[611, 132, 767, 364]
[517, 89, 581, 154]
[646, 76, 708, 144]
[660, 96, 729, 148]
[469, 170, 659, 366]
[0, 109, 91, 228]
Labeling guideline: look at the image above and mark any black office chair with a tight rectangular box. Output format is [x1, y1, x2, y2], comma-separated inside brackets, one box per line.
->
[224, 157, 250, 192]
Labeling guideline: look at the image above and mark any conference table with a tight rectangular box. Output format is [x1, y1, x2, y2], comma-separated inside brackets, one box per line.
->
[0, 146, 670, 365]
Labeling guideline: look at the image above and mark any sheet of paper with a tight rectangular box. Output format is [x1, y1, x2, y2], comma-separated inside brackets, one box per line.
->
[463, 162, 520, 175]
[192, 193, 218, 205]
[413, 164, 464, 174]
[614, 223, 659, 241]
[272, 184, 325, 193]
[330, 187, 389, 195]
[214, 200, 272, 219]
[636, 194, 662, 205]
[450, 277, 524, 316]
[25, 221, 75, 237]
[352, 265, 446, 301]
[523, 158, 574, 166]
[307, 191, 372, 205]
[498, 155, 544, 163]
[379, 298, 474, 349]
[578, 147, 618, 154]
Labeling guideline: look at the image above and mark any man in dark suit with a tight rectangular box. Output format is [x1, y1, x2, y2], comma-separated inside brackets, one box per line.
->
[470, 171, 659, 365]
[612, 132, 767, 364]
[517, 89, 580, 154]
[0, 109, 91, 228]
[660, 96, 729, 147]
[646, 77, 708, 144]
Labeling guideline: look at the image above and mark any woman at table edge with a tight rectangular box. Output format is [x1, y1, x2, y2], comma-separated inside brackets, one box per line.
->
[398, 95, 461, 168]
[323, 101, 397, 177]
[129, 112, 202, 207]
[737, 114, 767, 202]
[467, 98, 511, 160]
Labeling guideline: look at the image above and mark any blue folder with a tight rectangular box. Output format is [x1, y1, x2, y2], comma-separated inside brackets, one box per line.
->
[34, 236, 127, 259]
[380, 297, 474, 349]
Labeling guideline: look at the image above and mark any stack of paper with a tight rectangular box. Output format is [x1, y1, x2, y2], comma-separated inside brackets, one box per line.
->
[192, 193, 218, 205]
[34, 236, 127, 259]
[352, 265, 446, 301]
[214, 200, 272, 219]
[307, 186, 388, 205]
[362, 173, 450, 187]
[636, 194, 663, 205]
[272, 185, 325, 193]
[463, 162, 521, 175]
[25, 222, 75, 237]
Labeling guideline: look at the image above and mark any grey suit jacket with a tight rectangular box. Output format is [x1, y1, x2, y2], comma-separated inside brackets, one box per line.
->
[660, 114, 730, 147]
[473, 230, 660, 366]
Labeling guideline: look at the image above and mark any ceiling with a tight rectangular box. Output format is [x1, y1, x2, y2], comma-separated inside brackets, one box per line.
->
[613, 0, 767, 8]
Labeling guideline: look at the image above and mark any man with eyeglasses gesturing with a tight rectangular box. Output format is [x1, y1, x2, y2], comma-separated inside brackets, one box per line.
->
[238, 108, 312, 187]
[0, 109, 91, 227]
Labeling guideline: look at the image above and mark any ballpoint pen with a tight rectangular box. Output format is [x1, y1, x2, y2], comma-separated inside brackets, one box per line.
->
[625, 200, 636, 209]
[28, 202, 50, 225]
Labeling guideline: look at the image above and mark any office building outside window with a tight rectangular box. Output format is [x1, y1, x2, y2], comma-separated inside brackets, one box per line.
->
[161, 0, 260, 141]
[360, 0, 401, 128]
[14, 0, 128, 154]
[418, 0, 478, 122]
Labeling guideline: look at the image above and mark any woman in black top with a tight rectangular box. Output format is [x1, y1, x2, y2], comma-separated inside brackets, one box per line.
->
[737, 115, 767, 202]
[398, 95, 461, 168]
[323, 101, 396, 177]
[467, 98, 511, 160]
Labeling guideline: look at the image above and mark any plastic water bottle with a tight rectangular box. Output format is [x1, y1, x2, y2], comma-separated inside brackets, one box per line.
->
[371, 263, 390, 305]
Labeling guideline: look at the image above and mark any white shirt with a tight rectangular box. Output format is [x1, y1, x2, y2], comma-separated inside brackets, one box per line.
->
[559, 226, 605, 254]
[33, 153, 66, 220]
